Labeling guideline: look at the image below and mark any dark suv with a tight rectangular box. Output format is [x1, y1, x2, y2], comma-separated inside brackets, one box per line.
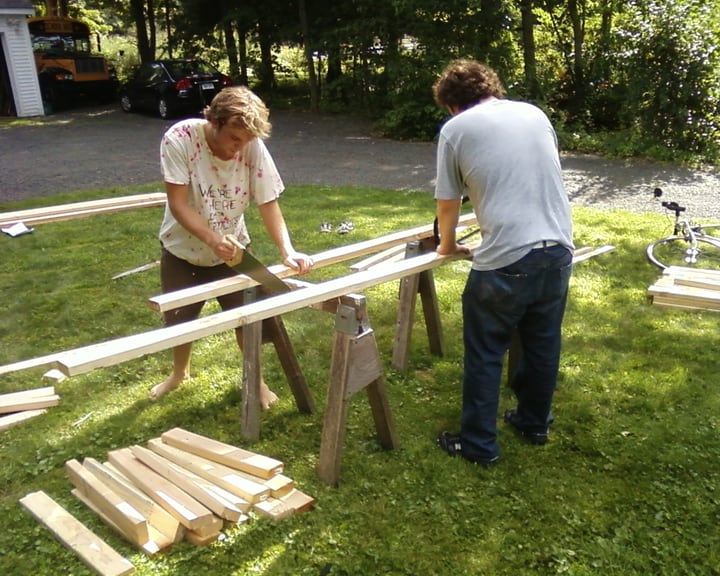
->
[119, 59, 233, 119]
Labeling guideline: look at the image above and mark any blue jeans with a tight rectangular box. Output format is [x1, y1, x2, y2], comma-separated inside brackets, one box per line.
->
[460, 244, 573, 460]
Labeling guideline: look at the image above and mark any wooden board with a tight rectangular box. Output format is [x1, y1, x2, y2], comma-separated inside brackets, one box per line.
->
[54, 242, 481, 377]
[147, 212, 478, 313]
[252, 496, 295, 520]
[571, 245, 615, 264]
[0, 352, 63, 377]
[19, 490, 135, 576]
[648, 272, 720, 311]
[107, 448, 218, 532]
[129, 445, 247, 522]
[65, 459, 150, 546]
[0, 386, 56, 413]
[280, 488, 316, 513]
[71, 489, 161, 556]
[663, 266, 720, 280]
[147, 438, 270, 504]
[0, 393, 60, 415]
[0, 192, 166, 227]
[82, 458, 184, 544]
[161, 427, 283, 479]
[0, 408, 47, 432]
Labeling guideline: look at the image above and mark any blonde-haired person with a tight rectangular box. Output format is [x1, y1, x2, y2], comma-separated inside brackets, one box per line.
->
[150, 86, 313, 405]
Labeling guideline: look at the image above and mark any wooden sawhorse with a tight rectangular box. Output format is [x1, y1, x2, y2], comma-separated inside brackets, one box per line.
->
[240, 287, 315, 441]
[318, 294, 399, 486]
[391, 239, 522, 384]
[240, 288, 399, 486]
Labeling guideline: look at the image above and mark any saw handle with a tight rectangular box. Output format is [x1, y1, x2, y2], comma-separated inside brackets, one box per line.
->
[223, 234, 246, 267]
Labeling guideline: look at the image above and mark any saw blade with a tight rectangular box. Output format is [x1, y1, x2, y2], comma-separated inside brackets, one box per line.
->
[224, 236, 290, 293]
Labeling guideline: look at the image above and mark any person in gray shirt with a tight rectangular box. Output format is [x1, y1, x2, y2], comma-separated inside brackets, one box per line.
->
[433, 59, 574, 467]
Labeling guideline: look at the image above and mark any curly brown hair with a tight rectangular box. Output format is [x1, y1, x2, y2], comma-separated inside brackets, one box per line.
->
[203, 86, 272, 139]
[433, 59, 506, 111]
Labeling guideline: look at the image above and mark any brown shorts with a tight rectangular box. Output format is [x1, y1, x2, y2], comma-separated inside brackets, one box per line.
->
[161, 247, 245, 326]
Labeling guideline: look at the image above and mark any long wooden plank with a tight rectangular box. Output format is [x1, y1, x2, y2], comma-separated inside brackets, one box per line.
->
[55, 243, 480, 376]
[0, 352, 63, 377]
[147, 212, 478, 313]
[0, 387, 57, 414]
[0, 394, 60, 415]
[161, 427, 283, 479]
[129, 445, 247, 522]
[107, 448, 218, 532]
[648, 279, 720, 300]
[663, 266, 720, 280]
[65, 459, 150, 546]
[19, 490, 135, 576]
[648, 275, 720, 311]
[147, 438, 270, 504]
[673, 276, 720, 291]
[11, 239, 609, 380]
[0, 409, 47, 432]
[570, 245, 615, 264]
[0, 193, 166, 227]
[0, 386, 54, 403]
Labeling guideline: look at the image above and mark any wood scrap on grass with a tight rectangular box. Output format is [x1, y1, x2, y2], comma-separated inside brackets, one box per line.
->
[648, 266, 720, 312]
[0, 386, 59, 431]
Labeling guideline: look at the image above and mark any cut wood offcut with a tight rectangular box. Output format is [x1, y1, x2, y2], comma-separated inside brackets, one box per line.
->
[0, 386, 59, 432]
[648, 266, 720, 311]
[21, 427, 316, 565]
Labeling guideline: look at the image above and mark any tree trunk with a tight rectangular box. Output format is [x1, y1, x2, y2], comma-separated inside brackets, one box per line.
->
[520, 0, 541, 99]
[164, 0, 173, 58]
[235, 23, 249, 86]
[568, 0, 585, 114]
[223, 21, 240, 86]
[298, 0, 319, 111]
[256, 17, 275, 91]
[147, 0, 156, 57]
[130, 0, 153, 63]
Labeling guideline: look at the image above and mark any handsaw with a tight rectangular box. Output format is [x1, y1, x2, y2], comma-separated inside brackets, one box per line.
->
[224, 235, 290, 293]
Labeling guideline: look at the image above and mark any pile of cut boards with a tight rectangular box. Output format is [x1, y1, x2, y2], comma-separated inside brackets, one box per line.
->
[0, 386, 60, 432]
[647, 266, 720, 311]
[21, 428, 314, 575]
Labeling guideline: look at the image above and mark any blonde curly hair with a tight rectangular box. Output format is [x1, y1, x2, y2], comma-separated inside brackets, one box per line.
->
[203, 86, 272, 139]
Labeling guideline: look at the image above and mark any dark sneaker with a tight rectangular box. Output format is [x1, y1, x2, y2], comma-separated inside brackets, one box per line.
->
[436, 431, 499, 468]
[503, 410, 549, 445]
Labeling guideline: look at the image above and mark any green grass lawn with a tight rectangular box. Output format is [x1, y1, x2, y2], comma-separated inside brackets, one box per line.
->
[1, 186, 718, 576]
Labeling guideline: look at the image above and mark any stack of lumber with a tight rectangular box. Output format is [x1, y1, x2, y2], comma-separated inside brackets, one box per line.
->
[0, 386, 59, 432]
[63, 427, 315, 554]
[647, 266, 720, 311]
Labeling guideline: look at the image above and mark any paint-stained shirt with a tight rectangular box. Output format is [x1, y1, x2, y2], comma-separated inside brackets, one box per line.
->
[159, 118, 283, 266]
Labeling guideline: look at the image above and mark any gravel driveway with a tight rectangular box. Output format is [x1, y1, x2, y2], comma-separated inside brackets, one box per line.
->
[1, 104, 718, 220]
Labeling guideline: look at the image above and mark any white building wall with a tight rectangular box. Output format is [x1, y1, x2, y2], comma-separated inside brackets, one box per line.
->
[0, 14, 44, 117]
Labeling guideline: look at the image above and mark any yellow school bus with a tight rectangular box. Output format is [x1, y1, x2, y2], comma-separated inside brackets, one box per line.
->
[27, 16, 117, 111]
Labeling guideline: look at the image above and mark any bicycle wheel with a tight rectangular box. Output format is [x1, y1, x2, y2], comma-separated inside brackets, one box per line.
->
[647, 236, 720, 270]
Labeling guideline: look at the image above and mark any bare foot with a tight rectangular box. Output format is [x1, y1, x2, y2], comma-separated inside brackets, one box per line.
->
[260, 381, 279, 410]
[149, 374, 185, 401]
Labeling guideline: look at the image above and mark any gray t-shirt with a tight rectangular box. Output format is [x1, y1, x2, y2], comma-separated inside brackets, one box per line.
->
[435, 98, 574, 270]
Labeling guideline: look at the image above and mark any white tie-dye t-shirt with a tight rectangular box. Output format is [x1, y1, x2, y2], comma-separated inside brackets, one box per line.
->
[159, 118, 284, 266]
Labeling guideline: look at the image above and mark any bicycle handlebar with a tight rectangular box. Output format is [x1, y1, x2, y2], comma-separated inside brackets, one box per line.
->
[661, 201, 686, 214]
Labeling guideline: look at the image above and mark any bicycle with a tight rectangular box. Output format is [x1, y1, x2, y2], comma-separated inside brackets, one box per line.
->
[646, 187, 720, 270]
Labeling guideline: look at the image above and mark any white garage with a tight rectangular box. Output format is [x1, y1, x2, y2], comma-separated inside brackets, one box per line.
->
[0, 0, 43, 117]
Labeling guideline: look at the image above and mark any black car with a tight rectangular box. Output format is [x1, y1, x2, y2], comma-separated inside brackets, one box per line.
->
[119, 59, 233, 119]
